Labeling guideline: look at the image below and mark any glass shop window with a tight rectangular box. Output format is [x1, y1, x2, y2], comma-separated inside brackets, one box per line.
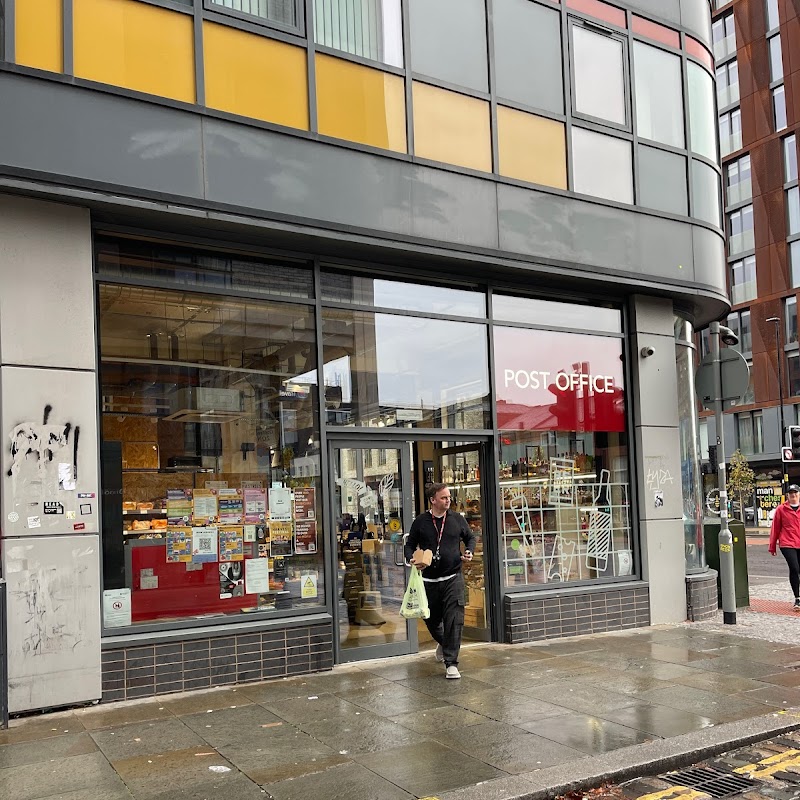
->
[571, 22, 627, 127]
[493, 325, 632, 588]
[98, 251, 324, 629]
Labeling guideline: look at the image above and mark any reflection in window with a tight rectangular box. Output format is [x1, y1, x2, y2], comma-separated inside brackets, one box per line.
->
[691, 160, 721, 226]
[787, 297, 797, 345]
[716, 59, 739, 109]
[788, 186, 800, 235]
[634, 42, 684, 147]
[320, 271, 485, 316]
[313, 0, 403, 67]
[726, 154, 751, 206]
[712, 13, 736, 60]
[792, 242, 800, 288]
[790, 353, 800, 396]
[322, 309, 490, 429]
[210, 0, 298, 29]
[728, 205, 754, 255]
[491, 294, 621, 333]
[719, 107, 742, 157]
[688, 63, 718, 160]
[769, 35, 783, 81]
[493, 327, 631, 588]
[572, 25, 626, 126]
[726, 309, 752, 353]
[785, 135, 797, 183]
[571, 127, 632, 204]
[99, 283, 324, 628]
[774, 85, 787, 132]
[737, 411, 764, 454]
[730, 256, 756, 305]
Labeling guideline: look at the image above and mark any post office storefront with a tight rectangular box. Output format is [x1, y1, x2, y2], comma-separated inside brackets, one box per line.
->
[92, 231, 649, 700]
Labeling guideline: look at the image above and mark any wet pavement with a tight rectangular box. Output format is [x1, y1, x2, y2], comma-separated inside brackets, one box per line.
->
[3, 625, 800, 800]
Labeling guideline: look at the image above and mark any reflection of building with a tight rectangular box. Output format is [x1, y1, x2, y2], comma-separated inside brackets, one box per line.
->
[0, 0, 724, 712]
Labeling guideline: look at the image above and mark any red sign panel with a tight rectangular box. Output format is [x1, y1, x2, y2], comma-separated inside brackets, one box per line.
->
[494, 327, 626, 432]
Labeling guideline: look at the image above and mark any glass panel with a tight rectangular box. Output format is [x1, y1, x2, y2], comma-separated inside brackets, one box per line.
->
[738, 413, 754, 454]
[788, 186, 800, 235]
[728, 205, 754, 255]
[408, 0, 488, 92]
[493, 0, 563, 114]
[322, 309, 491, 428]
[99, 285, 324, 628]
[492, 294, 622, 333]
[784, 135, 797, 182]
[572, 25, 626, 125]
[786, 297, 797, 345]
[726, 154, 752, 206]
[716, 60, 739, 108]
[315, 54, 407, 152]
[754, 412, 764, 453]
[314, 0, 403, 67]
[790, 354, 800, 396]
[769, 35, 783, 81]
[633, 41, 684, 147]
[688, 63, 718, 161]
[719, 108, 742, 158]
[766, 0, 780, 31]
[210, 0, 297, 26]
[320, 271, 486, 316]
[676, 334, 705, 571]
[792, 242, 800, 288]
[730, 256, 756, 305]
[497, 106, 567, 190]
[493, 327, 631, 587]
[333, 446, 408, 650]
[639, 146, 688, 216]
[571, 127, 633, 204]
[711, 14, 736, 60]
[741, 309, 752, 353]
[691, 159, 721, 226]
[774, 85, 787, 131]
[412, 82, 492, 172]
[95, 237, 313, 299]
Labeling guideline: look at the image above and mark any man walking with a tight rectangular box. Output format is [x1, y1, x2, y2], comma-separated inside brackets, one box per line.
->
[405, 483, 476, 678]
[769, 483, 800, 611]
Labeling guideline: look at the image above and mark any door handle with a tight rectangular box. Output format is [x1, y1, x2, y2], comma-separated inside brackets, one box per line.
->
[394, 533, 410, 567]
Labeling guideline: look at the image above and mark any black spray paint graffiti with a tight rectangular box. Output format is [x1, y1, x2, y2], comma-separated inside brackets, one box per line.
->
[7, 405, 80, 482]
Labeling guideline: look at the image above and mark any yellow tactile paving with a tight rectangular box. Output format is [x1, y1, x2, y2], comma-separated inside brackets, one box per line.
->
[734, 748, 800, 779]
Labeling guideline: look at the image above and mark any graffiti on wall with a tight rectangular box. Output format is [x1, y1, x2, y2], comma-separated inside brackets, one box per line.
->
[7, 405, 80, 483]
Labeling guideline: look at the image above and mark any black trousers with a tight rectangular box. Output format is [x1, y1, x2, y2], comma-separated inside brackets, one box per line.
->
[423, 572, 465, 667]
[780, 546, 800, 599]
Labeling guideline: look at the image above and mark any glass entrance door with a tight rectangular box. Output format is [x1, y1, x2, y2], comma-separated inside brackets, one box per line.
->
[330, 442, 417, 661]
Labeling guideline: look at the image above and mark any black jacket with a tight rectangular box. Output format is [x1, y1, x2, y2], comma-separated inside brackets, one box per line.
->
[404, 511, 476, 579]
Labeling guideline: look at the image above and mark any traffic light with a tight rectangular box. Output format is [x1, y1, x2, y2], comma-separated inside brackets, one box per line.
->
[790, 426, 800, 461]
[708, 444, 718, 473]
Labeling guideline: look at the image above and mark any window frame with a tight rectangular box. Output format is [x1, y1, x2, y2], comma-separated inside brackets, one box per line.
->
[773, 84, 787, 132]
[725, 153, 752, 207]
[786, 296, 797, 346]
[768, 34, 783, 82]
[203, 0, 306, 38]
[730, 255, 757, 305]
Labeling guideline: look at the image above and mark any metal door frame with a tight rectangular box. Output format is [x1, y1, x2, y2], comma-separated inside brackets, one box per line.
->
[327, 437, 418, 664]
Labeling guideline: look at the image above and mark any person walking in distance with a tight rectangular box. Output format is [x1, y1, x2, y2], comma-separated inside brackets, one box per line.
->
[405, 483, 476, 679]
[769, 483, 800, 611]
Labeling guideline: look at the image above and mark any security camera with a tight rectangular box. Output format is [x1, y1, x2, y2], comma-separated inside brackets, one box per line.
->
[719, 325, 739, 347]
[640, 346, 655, 358]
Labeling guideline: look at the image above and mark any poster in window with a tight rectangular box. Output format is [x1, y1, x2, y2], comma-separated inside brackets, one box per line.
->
[270, 520, 293, 556]
[193, 489, 218, 525]
[243, 487, 267, 523]
[219, 561, 244, 599]
[294, 519, 317, 554]
[269, 557, 287, 590]
[166, 527, 192, 563]
[218, 489, 243, 525]
[192, 526, 218, 563]
[293, 487, 316, 520]
[245, 557, 270, 594]
[269, 486, 293, 520]
[167, 489, 192, 527]
[218, 525, 244, 562]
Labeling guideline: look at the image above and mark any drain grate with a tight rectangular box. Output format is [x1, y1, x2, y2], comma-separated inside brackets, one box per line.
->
[664, 766, 759, 798]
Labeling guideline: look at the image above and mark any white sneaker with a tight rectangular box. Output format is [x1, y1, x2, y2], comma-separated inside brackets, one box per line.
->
[435, 644, 445, 662]
[446, 665, 461, 679]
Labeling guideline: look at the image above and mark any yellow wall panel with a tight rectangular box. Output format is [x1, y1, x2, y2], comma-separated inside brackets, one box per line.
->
[16, 0, 63, 72]
[204, 23, 308, 131]
[497, 106, 567, 190]
[412, 82, 491, 173]
[316, 54, 406, 153]
[74, 0, 195, 103]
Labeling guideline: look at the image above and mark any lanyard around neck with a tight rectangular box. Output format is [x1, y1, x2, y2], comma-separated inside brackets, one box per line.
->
[431, 511, 446, 548]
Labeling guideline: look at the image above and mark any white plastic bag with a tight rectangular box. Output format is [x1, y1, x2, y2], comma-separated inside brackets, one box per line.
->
[400, 566, 430, 619]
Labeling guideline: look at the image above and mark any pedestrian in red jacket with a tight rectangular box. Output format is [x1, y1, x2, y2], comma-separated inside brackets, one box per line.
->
[769, 484, 800, 610]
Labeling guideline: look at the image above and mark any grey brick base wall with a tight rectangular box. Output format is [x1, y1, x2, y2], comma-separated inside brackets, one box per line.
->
[101, 622, 334, 703]
[504, 584, 650, 643]
[686, 569, 719, 621]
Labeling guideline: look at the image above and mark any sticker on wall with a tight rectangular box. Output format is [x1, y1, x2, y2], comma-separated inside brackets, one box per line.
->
[27, 515, 41, 529]
[80, 504, 92, 515]
[58, 462, 76, 491]
[73, 522, 86, 531]
[141, 574, 158, 590]
[78, 492, 96, 499]
[654, 491, 664, 508]
[43, 502, 64, 515]
[301, 573, 318, 599]
[66, 510, 76, 520]
[7, 511, 19, 523]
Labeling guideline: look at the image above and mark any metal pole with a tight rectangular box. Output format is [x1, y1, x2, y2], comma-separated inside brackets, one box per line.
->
[768, 318, 787, 493]
[0, 578, 7, 729]
[710, 321, 737, 624]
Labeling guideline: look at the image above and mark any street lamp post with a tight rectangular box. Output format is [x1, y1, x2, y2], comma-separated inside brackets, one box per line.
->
[710, 321, 738, 624]
[766, 316, 787, 493]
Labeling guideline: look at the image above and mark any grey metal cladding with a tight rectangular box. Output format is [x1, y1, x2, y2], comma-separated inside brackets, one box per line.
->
[679, 0, 712, 46]
[0, 74, 204, 199]
[625, 0, 680, 25]
[692, 225, 727, 291]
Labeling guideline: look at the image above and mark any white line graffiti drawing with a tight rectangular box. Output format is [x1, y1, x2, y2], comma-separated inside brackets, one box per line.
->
[585, 469, 613, 572]
[548, 458, 576, 506]
[378, 473, 395, 511]
[508, 489, 532, 534]
[548, 536, 576, 582]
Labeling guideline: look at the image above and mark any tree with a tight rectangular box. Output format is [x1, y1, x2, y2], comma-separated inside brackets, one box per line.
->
[728, 449, 756, 523]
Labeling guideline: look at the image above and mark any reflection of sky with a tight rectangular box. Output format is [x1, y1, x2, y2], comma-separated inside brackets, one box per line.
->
[494, 327, 624, 406]
[370, 282, 485, 317]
